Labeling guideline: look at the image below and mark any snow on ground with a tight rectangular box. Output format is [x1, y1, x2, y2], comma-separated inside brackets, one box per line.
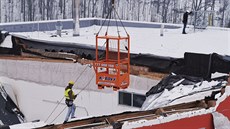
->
[14, 24, 230, 58]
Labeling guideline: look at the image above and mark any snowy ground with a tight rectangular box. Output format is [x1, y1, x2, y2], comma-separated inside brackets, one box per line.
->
[13, 24, 230, 58]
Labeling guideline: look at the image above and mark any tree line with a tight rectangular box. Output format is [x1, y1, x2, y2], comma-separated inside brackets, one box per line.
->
[0, 0, 229, 27]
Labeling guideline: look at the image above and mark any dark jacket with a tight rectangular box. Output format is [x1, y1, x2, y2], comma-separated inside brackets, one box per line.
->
[182, 12, 189, 24]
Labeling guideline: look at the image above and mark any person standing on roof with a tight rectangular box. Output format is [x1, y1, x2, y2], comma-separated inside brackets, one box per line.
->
[182, 10, 193, 34]
[64, 81, 77, 123]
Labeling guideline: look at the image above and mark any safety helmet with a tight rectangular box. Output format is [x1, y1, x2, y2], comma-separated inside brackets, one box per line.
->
[68, 80, 74, 85]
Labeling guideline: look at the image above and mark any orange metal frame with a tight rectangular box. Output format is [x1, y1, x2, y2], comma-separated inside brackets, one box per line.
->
[93, 35, 130, 90]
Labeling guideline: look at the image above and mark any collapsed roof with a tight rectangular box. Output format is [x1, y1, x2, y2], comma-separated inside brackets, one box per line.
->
[0, 84, 24, 126]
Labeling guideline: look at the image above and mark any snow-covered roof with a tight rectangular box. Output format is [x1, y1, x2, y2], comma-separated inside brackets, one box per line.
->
[1, 18, 229, 58]
[13, 23, 230, 58]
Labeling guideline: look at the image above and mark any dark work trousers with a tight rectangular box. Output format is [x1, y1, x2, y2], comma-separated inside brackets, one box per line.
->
[182, 23, 187, 34]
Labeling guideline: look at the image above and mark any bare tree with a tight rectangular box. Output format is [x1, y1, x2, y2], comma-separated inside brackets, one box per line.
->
[150, 0, 155, 22]
[32, 1, 36, 21]
[59, 0, 63, 18]
[210, 0, 215, 26]
[87, 0, 91, 17]
[63, 0, 66, 19]
[10, 0, 13, 22]
[102, 0, 111, 18]
[192, 0, 203, 27]
[27, 0, 33, 21]
[0, 0, 229, 27]
[92, 0, 98, 17]
[156, 0, 161, 14]
[46, 0, 51, 20]
[50, 1, 54, 20]
[137, 0, 141, 21]
[203, 0, 213, 25]
[82, 0, 86, 18]
[162, 0, 171, 23]
[142, 0, 147, 21]
[192, 0, 203, 12]
[220, 0, 229, 27]
[38, 1, 43, 20]
[171, 0, 179, 23]
[0, 0, 1, 22]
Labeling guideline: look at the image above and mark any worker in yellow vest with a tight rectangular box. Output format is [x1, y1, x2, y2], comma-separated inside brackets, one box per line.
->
[64, 80, 77, 123]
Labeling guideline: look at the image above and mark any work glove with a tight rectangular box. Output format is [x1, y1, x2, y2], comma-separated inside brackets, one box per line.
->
[74, 94, 78, 99]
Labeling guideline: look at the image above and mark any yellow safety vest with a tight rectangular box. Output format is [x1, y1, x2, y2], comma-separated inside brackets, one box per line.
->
[64, 88, 75, 100]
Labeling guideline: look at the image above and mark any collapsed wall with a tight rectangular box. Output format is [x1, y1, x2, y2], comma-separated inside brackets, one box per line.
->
[0, 59, 157, 91]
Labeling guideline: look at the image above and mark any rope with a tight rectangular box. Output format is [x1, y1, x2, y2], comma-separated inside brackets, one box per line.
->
[44, 96, 65, 123]
[97, 7, 113, 35]
[49, 74, 95, 124]
[49, 106, 67, 124]
[114, 8, 128, 35]
[106, 10, 112, 35]
[98, 5, 128, 37]
[76, 74, 95, 95]
[114, 7, 120, 37]
[45, 65, 88, 123]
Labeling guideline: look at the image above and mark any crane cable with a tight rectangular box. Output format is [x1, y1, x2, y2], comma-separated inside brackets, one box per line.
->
[97, 1, 128, 36]
[113, 6, 128, 35]
[49, 73, 95, 124]
[45, 65, 89, 123]
[97, 6, 113, 36]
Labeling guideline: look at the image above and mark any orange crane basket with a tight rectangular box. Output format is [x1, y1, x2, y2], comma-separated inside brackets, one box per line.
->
[93, 35, 130, 91]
